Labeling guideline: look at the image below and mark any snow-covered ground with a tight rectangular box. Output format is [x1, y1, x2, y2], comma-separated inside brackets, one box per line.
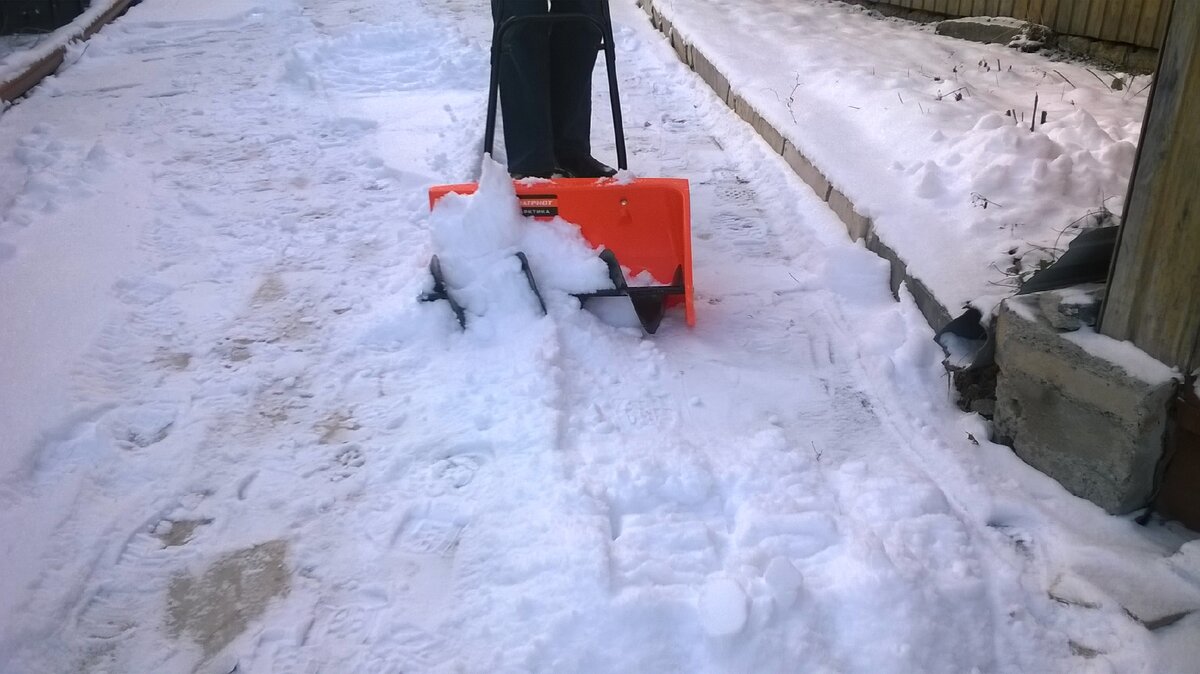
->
[0, 0, 1197, 672]
[654, 0, 1150, 315]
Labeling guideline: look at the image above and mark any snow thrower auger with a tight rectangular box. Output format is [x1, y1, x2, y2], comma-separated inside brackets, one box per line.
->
[422, 5, 695, 335]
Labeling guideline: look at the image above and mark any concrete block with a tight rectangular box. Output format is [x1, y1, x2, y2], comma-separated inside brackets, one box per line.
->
[865, 232, 908, 298]
[1058, 35, 1092, 57]
[669, 27, 692, 67]
[730, 93, 786, 155]
[1126, 47, 1160, 75]
[993, 294, 1177, 514]
[781, 140, 831, 200]
[1090, 41, 1130, 69]
[866, 232, 954, 330]
[827, 187, 872, 242]
[691, 48, 730, 105]
[658, 14, 672, 38]
[1037, 284, 1103, 330]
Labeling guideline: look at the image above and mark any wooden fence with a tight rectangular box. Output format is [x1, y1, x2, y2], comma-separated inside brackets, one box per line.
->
[876, 0, 1171, 49]
[1100, 0, 1200, 373]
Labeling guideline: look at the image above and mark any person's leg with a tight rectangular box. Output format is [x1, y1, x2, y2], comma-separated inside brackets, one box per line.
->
[492, 0, 556, 176]
[547, 0, 614, 176]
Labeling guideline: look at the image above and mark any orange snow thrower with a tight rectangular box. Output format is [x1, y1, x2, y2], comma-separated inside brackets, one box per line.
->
[424, 5, 694, 334]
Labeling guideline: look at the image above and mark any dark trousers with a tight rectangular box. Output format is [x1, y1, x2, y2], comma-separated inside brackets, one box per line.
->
[491, 0, 603, 175]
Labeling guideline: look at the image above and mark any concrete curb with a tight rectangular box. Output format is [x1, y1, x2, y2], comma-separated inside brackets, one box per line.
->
[638, 0, 955, 334]
[1, 0, 133, 104]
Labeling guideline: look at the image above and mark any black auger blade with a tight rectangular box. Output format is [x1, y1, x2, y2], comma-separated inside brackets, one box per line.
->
[574, 248, 685, 335]
[419, 255, 467, 329]
[515, 252, 547, 316]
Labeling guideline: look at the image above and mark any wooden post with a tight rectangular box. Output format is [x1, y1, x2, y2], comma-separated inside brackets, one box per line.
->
[1100, 0, 1200, 374]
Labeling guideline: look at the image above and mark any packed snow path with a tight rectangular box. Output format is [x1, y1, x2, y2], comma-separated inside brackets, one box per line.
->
[1, 0, 1197, 672]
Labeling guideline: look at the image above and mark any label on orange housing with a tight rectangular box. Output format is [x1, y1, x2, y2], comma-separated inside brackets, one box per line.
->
[519, 194, 558, 217]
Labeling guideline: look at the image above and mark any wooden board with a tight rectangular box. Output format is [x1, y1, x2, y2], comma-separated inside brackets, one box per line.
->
[1101, 1, 1200, 373]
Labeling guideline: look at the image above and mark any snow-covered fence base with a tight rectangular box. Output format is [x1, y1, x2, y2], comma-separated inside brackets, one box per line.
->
[993, 291, 1180, 514]
[0, 0, 132, 104]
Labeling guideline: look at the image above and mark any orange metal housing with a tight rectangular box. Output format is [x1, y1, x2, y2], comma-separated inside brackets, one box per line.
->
[428, 177, 695, 327]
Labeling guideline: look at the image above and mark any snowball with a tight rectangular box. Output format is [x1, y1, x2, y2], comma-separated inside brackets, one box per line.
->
[764, 557, 805, 608]
[697, 577, 748, 637]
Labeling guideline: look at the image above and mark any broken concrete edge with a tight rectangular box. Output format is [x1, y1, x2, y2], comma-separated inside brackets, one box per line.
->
[865, 233, 955, 331]
[993, 294, 1181, 514]
[0, 0, 134, 104]
[640, 0, 958, 338]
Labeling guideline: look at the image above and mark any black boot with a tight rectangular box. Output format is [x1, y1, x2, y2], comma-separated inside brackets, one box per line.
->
[556, 154, 617, 178]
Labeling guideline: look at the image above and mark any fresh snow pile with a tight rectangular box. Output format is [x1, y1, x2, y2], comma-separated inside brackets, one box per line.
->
[428, 157, 610, 329]
[427, 157, 651, 331]
[0, 0, 1198, 672]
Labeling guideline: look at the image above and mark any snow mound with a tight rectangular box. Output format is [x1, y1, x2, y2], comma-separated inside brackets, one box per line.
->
[426, 157, 613, 329]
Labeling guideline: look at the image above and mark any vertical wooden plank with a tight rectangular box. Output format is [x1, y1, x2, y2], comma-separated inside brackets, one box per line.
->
[1027, 0, 1047, 24]
[1134, 0, 1161, 47]
[1014, 0, 1031, 22]
[1103, 0, 1128, 42]
[1102, 1, 1200, 372]
[1086, 0, 1107, 38]
[1062, 0, 1077, 33]
[1156, 1, 1173, 49]
[1119, 0, 1144, 45]
[1194, 329, 1200, 374]
[1041, 0, 1060, 28]
[986, 0, 1001, 17]
[998, 0, 1015, 19]
[1072, 0, 1093, 35]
